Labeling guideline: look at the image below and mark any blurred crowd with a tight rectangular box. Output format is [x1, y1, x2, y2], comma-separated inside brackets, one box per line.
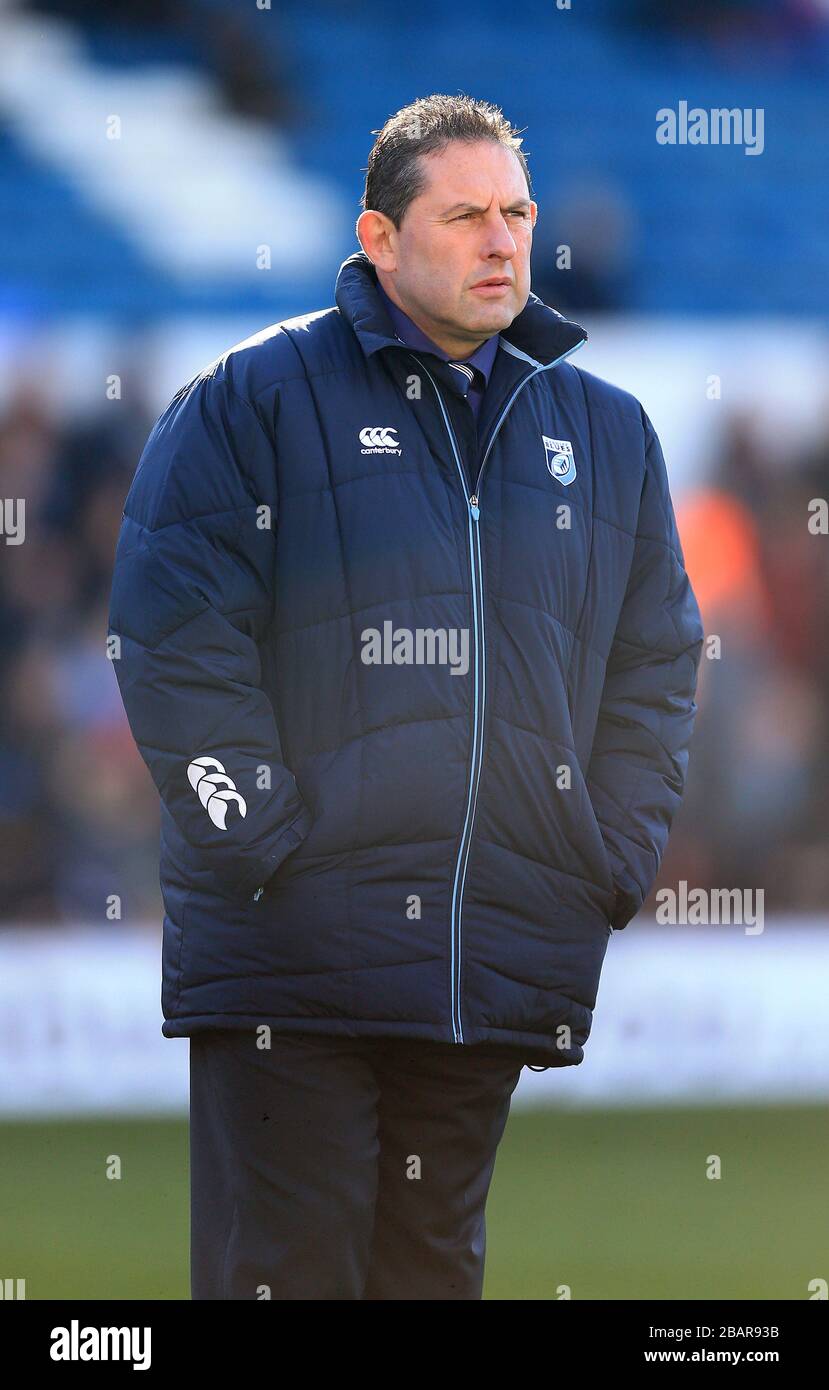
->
[1, 367, 828, 927]
[670, 411, 829, 910]
[0, 374, 163, 925]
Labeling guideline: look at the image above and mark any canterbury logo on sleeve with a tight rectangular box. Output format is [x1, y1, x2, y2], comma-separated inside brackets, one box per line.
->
[187, 756, 247, 829]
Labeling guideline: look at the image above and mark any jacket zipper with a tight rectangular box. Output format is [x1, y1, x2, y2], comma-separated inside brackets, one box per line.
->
[408, 339, 587, 1043]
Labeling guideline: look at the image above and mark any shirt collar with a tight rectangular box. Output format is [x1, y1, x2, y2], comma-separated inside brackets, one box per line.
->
[374, 277, 499, 386]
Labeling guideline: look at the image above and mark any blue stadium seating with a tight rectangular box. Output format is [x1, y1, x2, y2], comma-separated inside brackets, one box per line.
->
[2, 0, 826, 317]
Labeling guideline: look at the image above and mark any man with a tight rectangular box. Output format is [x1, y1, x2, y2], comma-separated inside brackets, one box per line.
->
[108, 94, 703, 1300]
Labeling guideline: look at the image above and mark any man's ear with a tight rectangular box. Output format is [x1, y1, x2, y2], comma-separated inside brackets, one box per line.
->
[357, 209, 398, 272]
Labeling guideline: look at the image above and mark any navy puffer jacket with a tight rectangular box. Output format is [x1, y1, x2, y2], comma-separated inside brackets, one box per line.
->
[108, 250, 703, 1068]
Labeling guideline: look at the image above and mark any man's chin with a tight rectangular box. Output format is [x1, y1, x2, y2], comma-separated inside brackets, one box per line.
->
[462, 299, 519, 336]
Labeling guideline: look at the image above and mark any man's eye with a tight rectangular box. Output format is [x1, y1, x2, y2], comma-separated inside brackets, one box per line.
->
[454, 213, 474, 221]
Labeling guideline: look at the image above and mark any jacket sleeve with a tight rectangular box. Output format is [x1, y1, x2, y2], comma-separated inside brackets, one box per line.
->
[586, 409, 704, 929]
[108, 369, 313, 900]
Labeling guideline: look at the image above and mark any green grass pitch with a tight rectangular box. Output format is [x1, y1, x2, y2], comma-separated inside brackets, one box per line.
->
[1, 1104, 826, 1299]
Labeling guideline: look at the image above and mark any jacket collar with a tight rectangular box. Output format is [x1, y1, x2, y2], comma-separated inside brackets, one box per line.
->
[335, 250, 587, 369]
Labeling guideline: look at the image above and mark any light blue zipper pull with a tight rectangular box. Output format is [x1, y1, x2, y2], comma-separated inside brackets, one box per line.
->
[469, 495, 480, 520]
[253, 885, 264, 901]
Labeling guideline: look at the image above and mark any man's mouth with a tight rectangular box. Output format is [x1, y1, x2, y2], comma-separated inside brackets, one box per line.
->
[470, 277, 512, 295]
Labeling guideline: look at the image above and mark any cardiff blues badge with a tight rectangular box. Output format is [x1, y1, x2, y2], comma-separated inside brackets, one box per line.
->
[543, 436, 577, 486]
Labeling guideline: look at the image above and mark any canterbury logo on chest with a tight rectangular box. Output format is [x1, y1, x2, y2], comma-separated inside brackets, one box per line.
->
[359, 426, 402, 456]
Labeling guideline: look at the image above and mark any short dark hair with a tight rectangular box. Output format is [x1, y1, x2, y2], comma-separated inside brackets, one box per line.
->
[360, 93, 532, 229]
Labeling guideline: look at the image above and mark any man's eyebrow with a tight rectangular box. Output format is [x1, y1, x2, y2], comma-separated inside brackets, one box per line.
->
[440, 198, 532, 216]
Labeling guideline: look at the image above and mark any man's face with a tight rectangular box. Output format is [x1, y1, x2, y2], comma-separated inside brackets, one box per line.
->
[363, 139, 537, 358]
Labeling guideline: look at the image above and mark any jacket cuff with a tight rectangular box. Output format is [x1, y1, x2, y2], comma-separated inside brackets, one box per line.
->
[240, 804, 315, 899]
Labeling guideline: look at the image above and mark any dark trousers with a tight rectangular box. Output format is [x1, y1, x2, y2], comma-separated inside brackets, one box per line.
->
[189, 1029, 523, 1300]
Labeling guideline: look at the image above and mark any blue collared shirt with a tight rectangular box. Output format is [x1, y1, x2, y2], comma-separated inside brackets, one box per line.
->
[375, 278, 499, 427]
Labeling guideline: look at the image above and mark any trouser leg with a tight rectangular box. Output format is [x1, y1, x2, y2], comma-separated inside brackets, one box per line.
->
[189, 1029, 380, 1300]
[361, 1040, 523, 1300]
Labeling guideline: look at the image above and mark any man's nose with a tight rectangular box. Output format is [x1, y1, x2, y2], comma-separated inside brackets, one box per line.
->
[481, 211, 519, 259]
